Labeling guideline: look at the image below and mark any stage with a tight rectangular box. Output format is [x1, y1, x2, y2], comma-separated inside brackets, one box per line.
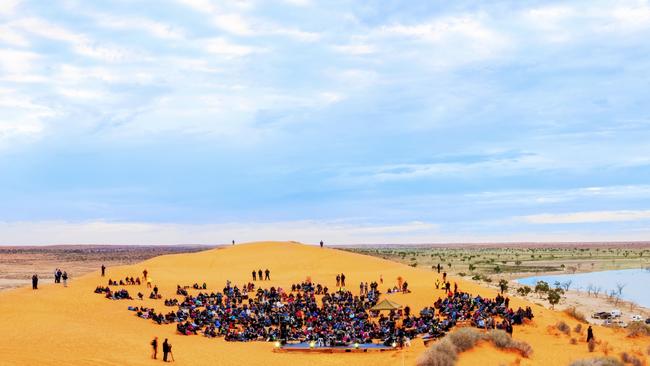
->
[273, 342, 398, 353]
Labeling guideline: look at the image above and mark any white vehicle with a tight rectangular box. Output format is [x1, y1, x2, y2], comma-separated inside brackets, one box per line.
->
[630, 314, 643, 322]
[610, 309, 621, 318]
[604, 319, 628, 328]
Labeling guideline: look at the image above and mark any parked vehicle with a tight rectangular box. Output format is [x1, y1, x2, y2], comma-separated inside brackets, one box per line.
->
[630, 314, 643, 322]
[592, 311, 612, 319]
[610, 309, 621, 318]
[604, 319, 628, 328]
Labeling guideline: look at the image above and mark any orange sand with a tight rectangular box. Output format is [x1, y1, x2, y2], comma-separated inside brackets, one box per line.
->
[0, 241, 647, 366]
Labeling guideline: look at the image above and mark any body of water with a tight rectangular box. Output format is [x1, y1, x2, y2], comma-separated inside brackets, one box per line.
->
[517, 268, 650, 309]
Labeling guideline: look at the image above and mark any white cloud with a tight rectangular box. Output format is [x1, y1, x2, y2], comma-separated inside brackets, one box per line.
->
[371, 15, 512, 68]
[520, 210, 650, 224]
[202, 37, 259, 56]
[0, 48, 40, 75]
[271, 26, 320, 42]
[212, 13, 320, 41]
[332, 43, 376, 55]
[282, 0, 311, 6]
[56, 87, 106, 100]
[607, 4, 650, 31]
[214, 13, 254, 35]
[176, 0, 218, 13]
[177, 0, 318, 41]
[0, 0, 21, 15]
[11, 17, 135, 61]
[0, 89, 51, 148]
[379, 15, 502, 45]
[95, 15, 186, 40]
[0, 25, 30, 47]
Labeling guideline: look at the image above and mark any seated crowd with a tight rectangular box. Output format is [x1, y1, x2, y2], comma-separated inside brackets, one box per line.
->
[95, 276, 534, 347]
[107, 277, 141, 286]
[103, 288, 132, 300]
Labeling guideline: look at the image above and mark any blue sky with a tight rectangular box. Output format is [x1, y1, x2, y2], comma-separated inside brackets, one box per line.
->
[1, 0, 650, 245]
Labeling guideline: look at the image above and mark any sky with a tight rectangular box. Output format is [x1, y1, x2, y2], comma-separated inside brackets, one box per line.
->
[1, 0, 650, 245]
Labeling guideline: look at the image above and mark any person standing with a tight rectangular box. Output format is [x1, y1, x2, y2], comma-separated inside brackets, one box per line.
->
[62, 271, 68, 287]
[336, 274, 341, 287]
[151, 337, 158, 359]
[142, 269, 148, 280]
[320, 240, 323, 248]
[101, 264, 106, 277]
[162, 338, 171, 362]
[341, 273, 346, 287]
[587, 326, 594, 342]
[32, 274, 38, 290]
[264, 269, 270, 280]
[252, 270, 256, 281]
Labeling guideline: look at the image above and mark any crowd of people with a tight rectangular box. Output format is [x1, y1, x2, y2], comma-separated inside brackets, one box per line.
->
[108, 278, 533, 348]
[108, 277, 141, 286]
[95, 286, 133, 300]
[92, 267, 534, 349]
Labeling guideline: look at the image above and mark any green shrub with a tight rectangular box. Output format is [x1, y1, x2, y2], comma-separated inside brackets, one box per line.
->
[517, 286, 532, 296]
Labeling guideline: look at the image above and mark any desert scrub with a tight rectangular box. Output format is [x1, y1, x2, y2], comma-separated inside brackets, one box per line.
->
[574, 323, 583, 334]
[556, 321, 571, 335]
[564, 307, 587, 323]
[485, 330, 533, 357]
[416, 338, 458, 366]
[569, 357, 623, 366]
[588, 339, 596, 352]
[626, 322, 650, 337]
[620, 352, 642, 366]
[447, 327, 484, 352]
[417, 328, 533, 366]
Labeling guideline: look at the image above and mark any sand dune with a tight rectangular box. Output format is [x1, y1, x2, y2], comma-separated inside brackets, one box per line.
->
[0, 241, 647, 366]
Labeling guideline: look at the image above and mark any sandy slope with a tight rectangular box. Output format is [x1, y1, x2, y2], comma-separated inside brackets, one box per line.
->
[0, 241, 647, 366]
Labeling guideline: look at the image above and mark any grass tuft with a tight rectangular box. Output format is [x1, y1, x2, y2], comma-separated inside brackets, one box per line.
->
[626, 322, 650, 337]
[564, 307, 587, 323]
[556, 321, 571, 335]
[417, 328, 534, 366]
[569, 357, 623, 366]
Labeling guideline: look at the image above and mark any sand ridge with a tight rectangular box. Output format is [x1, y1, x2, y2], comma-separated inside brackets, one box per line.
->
[0, 241, 647, 366]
